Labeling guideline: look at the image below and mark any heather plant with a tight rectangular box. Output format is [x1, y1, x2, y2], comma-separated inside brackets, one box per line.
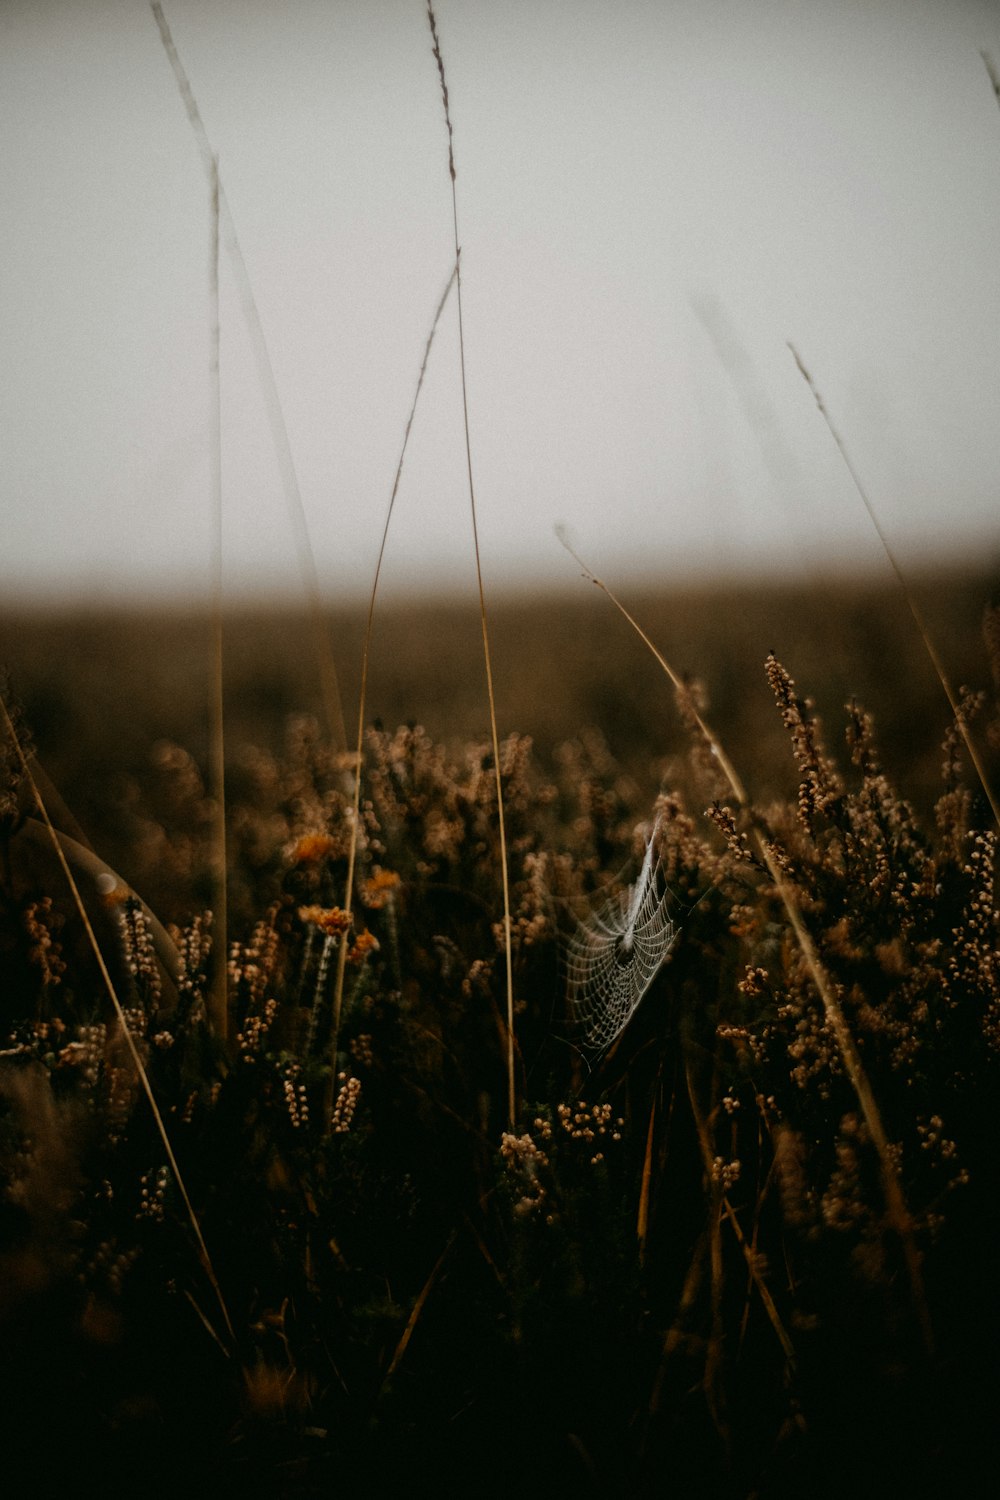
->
[4, 625, 999, 1492]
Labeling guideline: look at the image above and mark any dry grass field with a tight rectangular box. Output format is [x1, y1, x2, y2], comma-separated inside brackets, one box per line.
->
[2, 564, 999, 1496]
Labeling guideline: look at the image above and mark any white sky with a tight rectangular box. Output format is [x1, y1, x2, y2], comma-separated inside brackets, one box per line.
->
[2, 0, 999, 604]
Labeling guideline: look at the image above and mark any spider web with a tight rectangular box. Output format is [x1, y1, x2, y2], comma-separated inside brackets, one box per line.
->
[566, 821, 677, 1057]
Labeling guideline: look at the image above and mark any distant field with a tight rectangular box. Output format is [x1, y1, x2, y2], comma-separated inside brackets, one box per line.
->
[3, 564, 996, 905]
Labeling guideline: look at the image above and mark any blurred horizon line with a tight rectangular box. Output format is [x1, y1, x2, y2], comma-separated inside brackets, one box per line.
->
[2, 539, 997, 616]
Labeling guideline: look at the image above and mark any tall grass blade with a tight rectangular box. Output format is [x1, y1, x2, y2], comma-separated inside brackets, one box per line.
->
[556, 526, 748, 803]
[983, 50, 1000, 109]
[636, 1075, 659, 1266]
[381, 1231, 456, 1387]
[325, 264, 458, 1120]
[207, 151, 228, 1042]
[788, 342, 1000, 831]
[1, 695, 235, 1348]
[426, 1, 517, 1128]
[151, 1, 347, 751]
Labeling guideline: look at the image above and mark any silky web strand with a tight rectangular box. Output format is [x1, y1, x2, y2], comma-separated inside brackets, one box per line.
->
[566, 815, 677, 1056]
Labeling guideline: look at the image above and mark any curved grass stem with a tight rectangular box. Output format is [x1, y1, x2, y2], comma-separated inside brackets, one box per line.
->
[559, 532, 934, 1354]
[1, 695, 235, 1351]
[325, 265, 458, 1123]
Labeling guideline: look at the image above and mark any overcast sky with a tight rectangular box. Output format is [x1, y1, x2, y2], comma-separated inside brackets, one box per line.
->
[2, 0, 999, 604]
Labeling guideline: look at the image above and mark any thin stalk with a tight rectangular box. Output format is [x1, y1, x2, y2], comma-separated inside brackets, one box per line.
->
[685, 1056, 796, 1369]
[381, 1231, 457, 1387]
[636, 1077, 658, 1267]
[207, 152, 228, 1042]
[556, 527, 748, 803]
[648, 1232, 707, 1415]
[721, 1193, 795, 1367]
[324, 265, 458, 1122]
[427, 1, 517, 1128]
[684, 1059, 728, 1440]
[789, 342, 1000, 831]
[560, 533, 934, 1352]
[151, 1, 346, 751]
[1, 697, 235, 1348]
[983, 50, 1000, 109]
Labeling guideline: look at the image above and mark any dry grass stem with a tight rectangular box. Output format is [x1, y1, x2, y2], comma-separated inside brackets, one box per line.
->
[427, 0, 516, 1127]
[326, 265, 459, 1120]
[208, 151, 228, 1042]
[636, 1079, 658, 1266]
[789, 342, 999, 832]
[151, 1, 347, 751]
[556, 526, 748, 804]
[1, 696, 235, 1348]
[983, 50, 1000, 109]
[381, 1232, 456, 1387]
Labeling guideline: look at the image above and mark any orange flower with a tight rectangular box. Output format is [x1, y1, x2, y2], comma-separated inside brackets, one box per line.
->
[298, 905, 351, 935]
[347, 930, 380, 964]
[290, 833, 337, 865]
[361, 868, 401, 908]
